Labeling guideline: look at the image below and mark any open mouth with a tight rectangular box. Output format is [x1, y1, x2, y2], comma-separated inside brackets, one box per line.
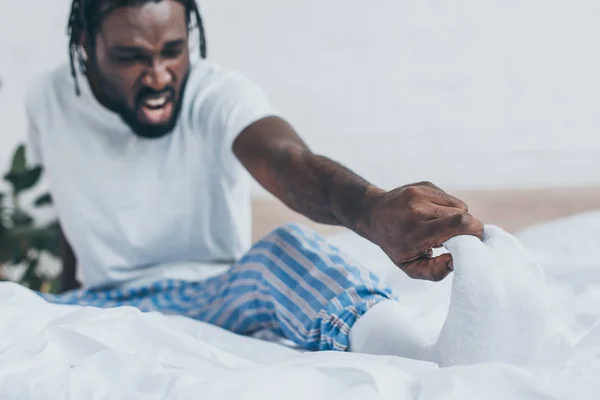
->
[137, 92, 174, 125]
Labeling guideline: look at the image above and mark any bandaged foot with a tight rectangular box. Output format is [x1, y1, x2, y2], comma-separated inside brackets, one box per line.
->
[350, 225, 549, 367]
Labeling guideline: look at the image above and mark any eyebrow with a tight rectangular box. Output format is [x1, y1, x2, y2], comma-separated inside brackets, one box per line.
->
[111, 40, 186, 54]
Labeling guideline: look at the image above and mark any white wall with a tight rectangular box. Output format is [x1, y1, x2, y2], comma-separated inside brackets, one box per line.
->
[2, 0, 600, 197]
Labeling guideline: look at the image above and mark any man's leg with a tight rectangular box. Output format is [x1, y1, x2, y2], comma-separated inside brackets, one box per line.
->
[41, 223, 399, 352]
[187, 223, 399, 351]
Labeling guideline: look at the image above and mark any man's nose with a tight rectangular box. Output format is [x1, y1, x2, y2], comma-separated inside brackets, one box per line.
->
[142, 61, 172, 90]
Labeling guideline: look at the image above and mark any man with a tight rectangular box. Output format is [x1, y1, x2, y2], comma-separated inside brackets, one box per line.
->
[28, 0, 483, 353]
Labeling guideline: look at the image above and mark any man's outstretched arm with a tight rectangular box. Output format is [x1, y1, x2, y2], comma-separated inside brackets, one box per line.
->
[233, 116, 484, 282]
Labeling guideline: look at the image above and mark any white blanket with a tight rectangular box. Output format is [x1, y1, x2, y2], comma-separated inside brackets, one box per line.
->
[2, 213, 600, 399]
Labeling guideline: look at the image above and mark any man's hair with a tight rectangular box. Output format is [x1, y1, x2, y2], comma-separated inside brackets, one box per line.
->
[67, 0, 207, 95]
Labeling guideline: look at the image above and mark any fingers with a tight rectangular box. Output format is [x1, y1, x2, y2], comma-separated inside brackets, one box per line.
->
[420, 213, 485, 250]
[376, 181, 482, 283]
[421, 203, 468, 221]
[443, 230, 485, 255]
[402, 253, 454, 282]
[481, 225, 517, 248]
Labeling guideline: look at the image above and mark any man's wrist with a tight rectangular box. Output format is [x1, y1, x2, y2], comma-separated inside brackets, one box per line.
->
[350, 185, 386, 241]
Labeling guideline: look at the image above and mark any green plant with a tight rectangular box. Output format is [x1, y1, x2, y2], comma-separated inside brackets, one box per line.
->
[0, 144, 61, 293]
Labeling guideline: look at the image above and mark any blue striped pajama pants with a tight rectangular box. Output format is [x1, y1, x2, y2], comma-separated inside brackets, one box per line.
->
[40, 223, 398, 351]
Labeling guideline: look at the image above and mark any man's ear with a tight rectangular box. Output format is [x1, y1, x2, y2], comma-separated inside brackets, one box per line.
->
[80, 33, 90, 63]
[76, 33, 94, 76]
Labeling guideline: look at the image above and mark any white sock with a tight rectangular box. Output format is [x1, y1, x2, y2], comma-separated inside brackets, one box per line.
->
[349, 225, 548, 367]
[433, 225, 548, 367]
[349, 299, 433, 362]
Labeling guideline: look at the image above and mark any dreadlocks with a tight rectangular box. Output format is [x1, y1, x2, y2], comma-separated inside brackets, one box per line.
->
[66, 0, 207, 95]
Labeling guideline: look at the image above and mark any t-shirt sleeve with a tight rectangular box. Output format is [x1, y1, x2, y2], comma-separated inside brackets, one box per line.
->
[196, 69, 282, 153]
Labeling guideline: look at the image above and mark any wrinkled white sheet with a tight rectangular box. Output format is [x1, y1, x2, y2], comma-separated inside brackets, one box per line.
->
[2, 212, 600, 399]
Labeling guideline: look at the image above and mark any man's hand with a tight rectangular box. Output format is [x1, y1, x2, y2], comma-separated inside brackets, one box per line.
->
[358, 182, 484, 282]
[234, 117, 483, 282]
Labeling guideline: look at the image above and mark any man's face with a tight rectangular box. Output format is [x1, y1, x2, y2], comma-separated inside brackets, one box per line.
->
[86, 0, 190, 138]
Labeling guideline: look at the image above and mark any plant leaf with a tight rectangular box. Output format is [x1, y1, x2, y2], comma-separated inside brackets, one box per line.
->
[4, 167, 43, 194]
[0, 239, 14, 264]
[11, 210, 34, 228]
[32, 223, 61, 258]
[8, 222, 61, 259]
[0, 231, 25, 264]
[20, 258, 42, 291]
[11, 248, 28, 265]
[10, 144, 27, 175]
[0, 192, 7, 230]
[34, 193, 53, 207]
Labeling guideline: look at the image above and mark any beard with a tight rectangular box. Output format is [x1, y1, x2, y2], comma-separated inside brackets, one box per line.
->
[87, 63, 190, 140]
[119, 85, 183, 139]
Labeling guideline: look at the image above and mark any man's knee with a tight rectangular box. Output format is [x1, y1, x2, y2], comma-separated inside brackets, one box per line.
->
[248, 222, 332, 271]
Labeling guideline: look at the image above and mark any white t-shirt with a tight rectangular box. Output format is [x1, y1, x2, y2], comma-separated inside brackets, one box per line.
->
[25, 60, 281, 290]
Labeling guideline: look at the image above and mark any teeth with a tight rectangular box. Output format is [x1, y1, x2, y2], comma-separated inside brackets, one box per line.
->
[144, 96, 167, 107]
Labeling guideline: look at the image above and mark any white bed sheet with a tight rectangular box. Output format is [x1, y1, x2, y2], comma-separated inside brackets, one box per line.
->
[2, 212, 600, 399]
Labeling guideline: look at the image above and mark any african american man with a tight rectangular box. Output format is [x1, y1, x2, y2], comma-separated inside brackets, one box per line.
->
[26, 0, 484, 355]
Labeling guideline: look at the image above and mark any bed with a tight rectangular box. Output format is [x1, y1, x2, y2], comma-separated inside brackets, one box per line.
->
[1, 211, 600, 399]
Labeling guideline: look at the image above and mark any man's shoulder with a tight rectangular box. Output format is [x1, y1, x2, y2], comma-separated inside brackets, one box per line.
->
[187, 59, 237, 82]
[185, 60, 261, 97]
[25, 62, 73, 113]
